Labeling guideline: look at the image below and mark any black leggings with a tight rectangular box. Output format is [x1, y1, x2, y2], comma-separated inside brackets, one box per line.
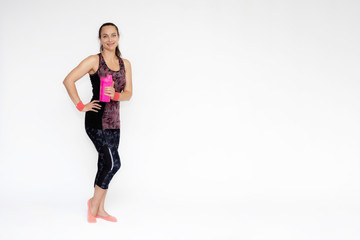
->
[85, 127, 121, 189]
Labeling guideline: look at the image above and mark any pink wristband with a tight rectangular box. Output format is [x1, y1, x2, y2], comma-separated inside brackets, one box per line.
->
[112, 92, 120, 101]
[76, 101, 85, 111]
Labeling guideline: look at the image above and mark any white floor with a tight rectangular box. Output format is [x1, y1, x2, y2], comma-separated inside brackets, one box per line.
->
[2, 191, 360, 240]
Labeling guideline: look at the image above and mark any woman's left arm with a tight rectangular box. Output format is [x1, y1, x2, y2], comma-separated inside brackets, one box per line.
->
[120, 59, 132, 101]
[109, 59, 132, 101]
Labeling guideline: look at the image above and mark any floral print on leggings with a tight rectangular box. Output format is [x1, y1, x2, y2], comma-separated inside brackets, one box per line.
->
[85, 127, 121, 189]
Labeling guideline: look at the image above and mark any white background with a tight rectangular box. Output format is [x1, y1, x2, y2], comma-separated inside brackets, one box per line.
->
[1, 0, 360, 239]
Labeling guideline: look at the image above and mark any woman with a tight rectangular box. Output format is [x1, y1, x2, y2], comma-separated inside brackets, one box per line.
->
[63, 22, 132, 223]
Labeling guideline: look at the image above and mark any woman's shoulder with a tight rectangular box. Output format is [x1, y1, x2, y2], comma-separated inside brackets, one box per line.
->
[84, 54, 100, 75]
[84, 54, 100, 67]
[120, 57, 131, 67]
[80, 54, 99, 64]
[87, 54, 100, 61]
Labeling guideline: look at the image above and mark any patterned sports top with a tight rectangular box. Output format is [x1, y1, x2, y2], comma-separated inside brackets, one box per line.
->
[85, 52, 126, 130]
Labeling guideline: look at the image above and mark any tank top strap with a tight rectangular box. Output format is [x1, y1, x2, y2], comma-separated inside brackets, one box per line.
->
[98, 52, 104, 65]
[118, 56, 124, 69]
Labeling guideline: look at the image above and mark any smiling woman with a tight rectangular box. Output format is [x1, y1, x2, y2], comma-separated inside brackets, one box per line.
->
[99, 23, 121, 60]
[62, 22, 132, 223]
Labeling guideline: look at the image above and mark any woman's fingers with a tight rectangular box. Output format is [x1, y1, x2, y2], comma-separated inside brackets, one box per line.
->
[90, 101, 102, 108]
[83, 100, 102, 112]
[87, 101, 101, 111]
[86, 100, 113, 112]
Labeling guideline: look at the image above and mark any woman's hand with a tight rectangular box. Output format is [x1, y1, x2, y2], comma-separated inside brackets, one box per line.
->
[83, 100, 102, 112]
[104, 81, 115, 99]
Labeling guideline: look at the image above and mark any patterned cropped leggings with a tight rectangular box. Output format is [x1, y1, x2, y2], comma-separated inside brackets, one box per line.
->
[85, 127, 121, 190]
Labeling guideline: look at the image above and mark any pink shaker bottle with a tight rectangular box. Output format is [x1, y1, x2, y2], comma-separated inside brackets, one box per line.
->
[100, 74, 113, 102]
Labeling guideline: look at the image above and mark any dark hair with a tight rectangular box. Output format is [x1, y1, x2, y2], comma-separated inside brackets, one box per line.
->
[98, 22, 121, 58]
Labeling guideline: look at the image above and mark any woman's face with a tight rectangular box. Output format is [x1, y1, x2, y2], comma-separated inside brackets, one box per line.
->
[99, 26, 119, 51]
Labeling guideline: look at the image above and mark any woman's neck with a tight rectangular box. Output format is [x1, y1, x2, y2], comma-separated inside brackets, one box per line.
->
[101, 50, 117, 60]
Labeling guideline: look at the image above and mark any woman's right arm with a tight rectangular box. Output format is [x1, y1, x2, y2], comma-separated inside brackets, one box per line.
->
[63, 55, 101, 112]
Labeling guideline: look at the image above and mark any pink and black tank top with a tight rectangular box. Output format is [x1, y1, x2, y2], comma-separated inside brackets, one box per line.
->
[85, 52, 126, 130]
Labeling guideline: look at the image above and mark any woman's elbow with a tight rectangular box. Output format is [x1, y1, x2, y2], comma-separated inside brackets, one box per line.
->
[63, 79, 69, 88]
[63, 78, 71, 86]
[123, 90, 132, 101]
[127, 92, 132, 101]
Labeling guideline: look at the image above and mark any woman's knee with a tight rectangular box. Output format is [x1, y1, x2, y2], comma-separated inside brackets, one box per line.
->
[112, 159, 121, 173]
[101, 146, 121, 172]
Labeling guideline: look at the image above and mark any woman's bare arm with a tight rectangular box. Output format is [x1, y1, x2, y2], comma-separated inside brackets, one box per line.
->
[118, 58, 132, 101]
[63, 55, 102, 112]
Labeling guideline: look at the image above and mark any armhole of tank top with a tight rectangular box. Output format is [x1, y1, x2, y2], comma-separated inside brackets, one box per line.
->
[119, 57, 126, 73]
[89, 54, 100, 76]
